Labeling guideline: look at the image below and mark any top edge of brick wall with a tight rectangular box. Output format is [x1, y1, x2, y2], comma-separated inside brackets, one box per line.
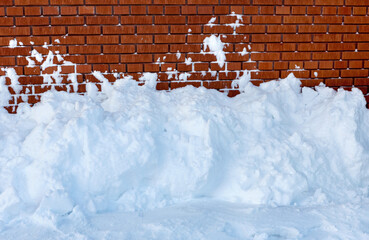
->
[6, 0, 368, 6]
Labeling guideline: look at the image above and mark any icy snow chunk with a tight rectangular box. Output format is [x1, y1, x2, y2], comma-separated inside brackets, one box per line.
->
[139, 72, 158, 88]
[8, 39, 17, 48]
[203, 35, 226, 68]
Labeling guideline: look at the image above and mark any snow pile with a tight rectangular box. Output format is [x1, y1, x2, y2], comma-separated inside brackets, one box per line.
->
[0, 74, 368, 238]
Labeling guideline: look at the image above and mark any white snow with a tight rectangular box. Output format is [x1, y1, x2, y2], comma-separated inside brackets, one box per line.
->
[8, 39, 17, 48]
[0, 73, 368, 239]
[203, 35, 226, 68]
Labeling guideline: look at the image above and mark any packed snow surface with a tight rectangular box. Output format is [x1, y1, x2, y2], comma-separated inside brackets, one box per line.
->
[1, 74, 369, 239]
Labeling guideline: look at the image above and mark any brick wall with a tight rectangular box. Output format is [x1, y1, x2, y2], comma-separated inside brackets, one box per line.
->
[1, 0, 369, 112]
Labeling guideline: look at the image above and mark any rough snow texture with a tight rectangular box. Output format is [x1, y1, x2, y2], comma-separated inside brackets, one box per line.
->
[0, 75, 369, 239]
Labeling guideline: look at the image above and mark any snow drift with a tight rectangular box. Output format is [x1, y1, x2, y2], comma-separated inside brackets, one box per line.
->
[0, 73, 369, 239]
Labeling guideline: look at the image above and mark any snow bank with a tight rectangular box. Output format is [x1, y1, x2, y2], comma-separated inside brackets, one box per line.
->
[0, 74, 369, 238]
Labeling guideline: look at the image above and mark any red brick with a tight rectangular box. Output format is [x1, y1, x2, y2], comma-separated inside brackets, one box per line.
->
[121, 35, 152, 44]
[315, 16, 343, 24]
[85, 0, 118, 4]
[251, 53, 280, 61]
[127, 64, 143, 72]
[171, 25, 201, 34]
[7, 7, 23, 16]
[24, 7, 41, 16]
[113, 6, 129, 15]
[170, 44, 202, 53]
[304, 8, 320, 16]
[344, 34, 369, 42]
[267, 25, 296, 33]
[244, 6, 258, 14]
[137, 45, 168, 53]
[120, 0, 151, 4]
[16, 17, 48, 26]
[61, 6, 77, 15]
[283, 34, 311, 42]
[313, 70, 339, 78]
[165, 6, 180, 15]
[312, 52, 340, 60]
[252, 16, 282, 24]
[215, 6, 229, 14]
[297, 43, 326, 51]
[292, 6, 306, 15]
[354, 78, 369, 85]
[96, 6, 112, 15]
[334, 61, 348, 69]
[102, 26, 135, 35]
[148, 6, 163, 15]
[327, 43, 356, 51]
[316, 0, 343, 5]
[130, 6, 146, 15]
[137, 25, 168, 34]
[236, 25, 266, 34]
[204, 26, 234, 34]
[0, 47, 31, 56]
[276, 6, 290, 15]
[15, 0, 48, 5]
[260, 6, 275, 15]
[155, 16, 186, 25]
[285, 0, 313, 5]
[69, 46, 101, 54]
[16, 36, 49, 45]
[344, 16, 369, 24]
[51, 36, 84, 45]
[79, 6, 95, 15]
[86, 16, 119, 25]
[181, 6, 196, 15]
[187, 0, 216, 3]
[86, 36, 119, 44]
[282, 52, 311, 60]
[188, 16, 216, 24]
[284, 16, 312, 24]
[51, 17, 84, 25]
[121, 16, 152, 25]
[155, 35, 186, 44]
[221, 0, 250, 4]
[0, 17, 12, 26]
[87, 55, 119, 64]
[76, 65, 92, 73]
[342, 52, 369, 60]
[338, 7, 352, 15]
[358, 43, 369, 50]
[346, 0, 369, 6]
[267, 43, 296, 52]
[319, 61, 334, 69]
[301, 79, 324, 87]
[314, 34, 342, 42]
[302, 61, 317, 69]
[253, 0, 282, 4]
[33, 26, 66, 36]
[322, 7, 337, 15]
[0, 27, 30, 36]
[43, 6, 59, 15]
[329, 25, 356, 33]
[326, 78, 354, 85]
[349, 60, 363, 68]
[258, 62, 274, 70]
[299, 25, 326, 33]
[0, 0, 12, 5]
[69, 26, 101, 35]
[103, 45, 136, 53]
[251, 34, 281, 42]
[353, 7, 367, 15]
[51, 0, 83, 4]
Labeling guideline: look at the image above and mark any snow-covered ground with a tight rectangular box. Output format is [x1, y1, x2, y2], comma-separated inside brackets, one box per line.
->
[0, 74, 369, 239]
